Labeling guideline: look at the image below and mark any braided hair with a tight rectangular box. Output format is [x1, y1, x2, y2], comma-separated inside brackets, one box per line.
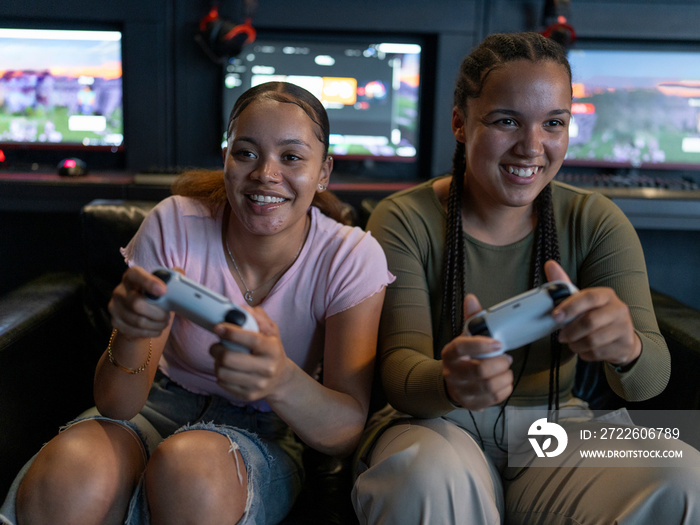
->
[442, 32, 571, 412]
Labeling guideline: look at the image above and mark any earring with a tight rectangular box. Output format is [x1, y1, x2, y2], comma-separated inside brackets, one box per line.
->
[318, 184, 326, 191]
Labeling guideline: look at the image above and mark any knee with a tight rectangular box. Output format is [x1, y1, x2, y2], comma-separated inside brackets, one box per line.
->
[354, 422, 502, 524]
[382, 443, 471, 496]
[24, 425, 124, 492]
[17, 420, 143, 522]
[641, 462, 700, 505]
[361, 423, 484, 498]
[145, 430, 247, 517]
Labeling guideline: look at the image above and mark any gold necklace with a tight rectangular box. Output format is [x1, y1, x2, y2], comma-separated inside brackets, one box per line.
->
[225, 235, 305, 304]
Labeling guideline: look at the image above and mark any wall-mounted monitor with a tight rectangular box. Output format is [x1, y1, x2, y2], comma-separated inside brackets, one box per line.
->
[566, 43, 700, 172]
[0, 26, 124, 170]
[221, 31, 430, 180]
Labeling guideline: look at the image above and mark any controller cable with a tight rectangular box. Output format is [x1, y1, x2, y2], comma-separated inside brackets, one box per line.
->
[467, 333, 563, 482]
[466, 342, 532, 453]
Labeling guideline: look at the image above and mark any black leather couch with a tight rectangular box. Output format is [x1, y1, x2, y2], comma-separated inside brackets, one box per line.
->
[2, 198, 700, 522]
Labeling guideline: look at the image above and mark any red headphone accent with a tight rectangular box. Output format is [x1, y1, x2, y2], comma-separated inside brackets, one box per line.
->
[197, 4, 256, 62]
[540, 1, 577, 49]
[224, 17, 256, 45]
[199, 6, 221, 32]
[541, 17, 577, 46]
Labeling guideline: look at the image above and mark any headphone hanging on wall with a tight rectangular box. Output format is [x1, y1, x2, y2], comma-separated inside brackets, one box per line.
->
[540, 0, 576, 49]
[196, 1, 257, 63]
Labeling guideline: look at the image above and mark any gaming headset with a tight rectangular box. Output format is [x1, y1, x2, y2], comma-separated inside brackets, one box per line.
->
[540, 0, 577, 49]
[196, 0, 257, 63]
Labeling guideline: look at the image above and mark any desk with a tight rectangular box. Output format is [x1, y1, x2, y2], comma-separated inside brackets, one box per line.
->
[0, 172, 417, 213]
[0, 172, 163, 212]
[3, 172, 700, 227]
[580, 187, 700, 231]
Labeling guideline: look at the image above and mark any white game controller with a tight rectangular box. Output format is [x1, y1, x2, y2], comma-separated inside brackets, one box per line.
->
[464, 281, 579, 358]
[146, 267, 258, 353]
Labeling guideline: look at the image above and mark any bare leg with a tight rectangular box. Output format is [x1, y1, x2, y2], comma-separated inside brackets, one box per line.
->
[16, 419, 147, 525]
[145, 429, 248, 525]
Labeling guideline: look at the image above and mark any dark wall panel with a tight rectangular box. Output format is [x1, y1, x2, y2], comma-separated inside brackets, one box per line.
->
[487, 0, 700, 40]
[2, 0, 698, 174]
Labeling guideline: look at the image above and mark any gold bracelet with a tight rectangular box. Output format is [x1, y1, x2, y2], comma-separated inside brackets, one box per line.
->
[107, 328, 152, 374]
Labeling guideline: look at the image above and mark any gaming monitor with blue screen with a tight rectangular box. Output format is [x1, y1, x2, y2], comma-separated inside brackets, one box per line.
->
[221, 32, 427, 180]
[0, 27, 124, 169]
[566, 44, 700, 172]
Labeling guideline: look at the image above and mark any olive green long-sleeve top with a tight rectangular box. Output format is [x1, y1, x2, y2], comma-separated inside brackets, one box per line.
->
[366, 177, 670, 418]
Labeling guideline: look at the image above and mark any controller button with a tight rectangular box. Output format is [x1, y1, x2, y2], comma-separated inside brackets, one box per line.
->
[225, 309, 247, 326]
[468, 316, 490, 337]
[153, 269, 172, 283]
[549, 283, 571, 305]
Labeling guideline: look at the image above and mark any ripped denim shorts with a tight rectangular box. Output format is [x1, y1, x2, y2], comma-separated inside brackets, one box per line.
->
[0, 371, 305, 525]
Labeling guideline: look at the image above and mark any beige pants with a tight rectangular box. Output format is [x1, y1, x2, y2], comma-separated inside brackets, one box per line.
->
[352, 404, 700, 525]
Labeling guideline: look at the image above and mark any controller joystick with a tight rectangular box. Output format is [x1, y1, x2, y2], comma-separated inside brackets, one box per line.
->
[145, 269, 172, 299]
[225, 308, 248, 327]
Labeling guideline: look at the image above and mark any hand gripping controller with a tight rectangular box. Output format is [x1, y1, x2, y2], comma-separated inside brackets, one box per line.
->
[464, 281, 579, 358]
[146, 268, 258, 353]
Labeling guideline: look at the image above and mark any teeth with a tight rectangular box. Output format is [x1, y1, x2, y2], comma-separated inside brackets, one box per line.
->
[507, 166, 539, 177]
[250, 194, 286, 204]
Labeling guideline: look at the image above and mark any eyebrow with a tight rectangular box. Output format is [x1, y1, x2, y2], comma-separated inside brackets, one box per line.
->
[485, 108, 572, 118]
[233, 136, 313, 149]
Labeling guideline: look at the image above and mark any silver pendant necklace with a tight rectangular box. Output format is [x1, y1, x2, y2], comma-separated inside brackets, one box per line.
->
[225, 235, 304, 304]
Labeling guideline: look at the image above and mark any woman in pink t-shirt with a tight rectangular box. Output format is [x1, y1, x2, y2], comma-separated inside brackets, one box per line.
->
[9, 82, 393, 525]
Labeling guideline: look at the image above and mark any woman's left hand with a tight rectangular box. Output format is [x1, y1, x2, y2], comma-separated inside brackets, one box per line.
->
[545, 260, 642, 367]
[209, 307, 293, 401]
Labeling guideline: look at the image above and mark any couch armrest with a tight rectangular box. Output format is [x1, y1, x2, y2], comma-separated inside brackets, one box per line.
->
[0, 272, 84, 351]
[0, 272, 96, 496]
[643, 289, 700, 409]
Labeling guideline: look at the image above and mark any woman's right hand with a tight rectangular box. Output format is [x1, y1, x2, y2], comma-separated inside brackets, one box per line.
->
[107, 266, 172, 339]
[210, 305, 293, 403]
[441, 294, 514, 411]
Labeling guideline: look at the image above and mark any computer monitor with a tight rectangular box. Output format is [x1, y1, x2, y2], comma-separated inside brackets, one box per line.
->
[221, 31, 429, 180]
[566, 42, 700, 172]
[0, 26, 124, 169]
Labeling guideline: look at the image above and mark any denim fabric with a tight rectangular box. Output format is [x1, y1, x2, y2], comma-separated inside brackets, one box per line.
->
[1, 372, 304, 525]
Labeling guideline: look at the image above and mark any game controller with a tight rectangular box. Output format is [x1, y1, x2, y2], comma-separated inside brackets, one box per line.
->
[146, 267, 258, 353]
[464, 281, 579, 358]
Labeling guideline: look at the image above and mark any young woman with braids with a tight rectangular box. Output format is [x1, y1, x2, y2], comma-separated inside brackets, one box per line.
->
[351, 32, 700, 524]
[2, 81, 393, 525]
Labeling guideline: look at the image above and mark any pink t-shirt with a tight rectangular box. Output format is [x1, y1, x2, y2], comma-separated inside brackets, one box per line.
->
[121, 195, 394, 411]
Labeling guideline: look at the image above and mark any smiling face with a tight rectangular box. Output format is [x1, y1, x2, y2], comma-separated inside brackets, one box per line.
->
[223, 97, 332, 237]
[453, 59, 572, 212]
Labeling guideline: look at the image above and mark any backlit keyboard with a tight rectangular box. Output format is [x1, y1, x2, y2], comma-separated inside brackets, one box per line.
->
[556, 171, 700, 191]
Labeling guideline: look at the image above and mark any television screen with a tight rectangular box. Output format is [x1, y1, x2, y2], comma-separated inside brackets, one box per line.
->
[0, 27, 124, 167]
[221, 32, 426, 179]
[566, 45, 700, 171]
